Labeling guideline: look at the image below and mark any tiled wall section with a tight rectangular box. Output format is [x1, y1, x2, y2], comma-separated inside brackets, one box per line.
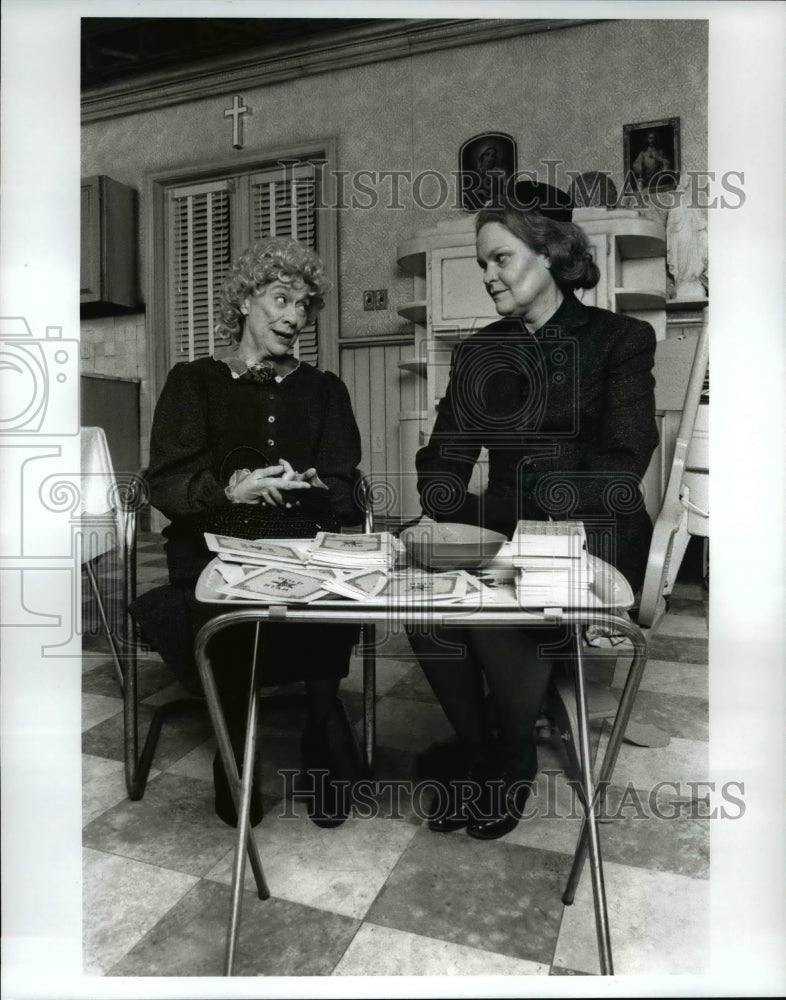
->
[80, 312, 152, 464]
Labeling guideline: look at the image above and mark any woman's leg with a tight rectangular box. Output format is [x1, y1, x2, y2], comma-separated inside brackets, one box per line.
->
[406, 626, 490, 751]
[407, 626, 499, 831]
[463, 625, 566, 839]
[265, 623, 357, 828]
[467, 626, 559, 765]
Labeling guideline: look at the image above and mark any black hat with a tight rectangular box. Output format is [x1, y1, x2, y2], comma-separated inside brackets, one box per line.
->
[507, 180, 573, 221]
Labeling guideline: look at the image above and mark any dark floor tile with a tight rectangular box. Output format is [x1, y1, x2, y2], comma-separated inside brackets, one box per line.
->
[137, 556, 169, 569]
[351, 744, 428, 826]
[386, 664, 438, 703]
[366, 829, 572, 966]
[646, 635, 708, 664]
[597, 785, 710, 879]
[82, 773, 240, 875]
[82, 700, 212, 770]
[625, 689, 708, 742]
[256, 686, 364, 734]
[370, 625, 418, 659]
[82, 655, 175, 700]
[665, 597, 705, 617]
[108, 879, 360, 976]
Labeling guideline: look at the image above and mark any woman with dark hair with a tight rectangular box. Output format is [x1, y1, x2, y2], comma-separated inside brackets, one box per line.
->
[408, 182, 658, 840]
[144, 237, 362, 830]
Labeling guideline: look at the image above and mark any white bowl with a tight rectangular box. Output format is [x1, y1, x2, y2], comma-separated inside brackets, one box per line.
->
[400, 521, 507, 571]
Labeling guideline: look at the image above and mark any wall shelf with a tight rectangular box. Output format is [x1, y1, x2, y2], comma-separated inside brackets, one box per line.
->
[397, 357, 426, 376]
[615, 289, 666, 310]
[397, 301, 427, 325]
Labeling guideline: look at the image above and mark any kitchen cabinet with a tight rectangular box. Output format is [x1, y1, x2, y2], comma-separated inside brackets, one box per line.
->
[81, 175, 139, 311]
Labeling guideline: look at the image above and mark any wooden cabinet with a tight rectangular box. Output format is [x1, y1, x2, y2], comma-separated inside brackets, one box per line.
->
[395, 210, 667, 520]
[81, 175, 139, 310]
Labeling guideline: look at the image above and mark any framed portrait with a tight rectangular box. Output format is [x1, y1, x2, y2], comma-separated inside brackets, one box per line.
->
[458, 132, 518, 211]
[623, 117, 681, 191]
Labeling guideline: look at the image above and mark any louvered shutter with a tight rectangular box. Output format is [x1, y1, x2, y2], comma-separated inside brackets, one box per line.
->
[250, 164, 319, 366]
[168, 179, 233, 361]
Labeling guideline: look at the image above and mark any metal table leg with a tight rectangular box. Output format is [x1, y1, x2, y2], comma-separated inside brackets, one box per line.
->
[194, 617, 271, 976]
[362, 623, 377, 776]
[569, 622, 613, 974]
[225, 623, 263, 976]
[562, 615, 648, 910]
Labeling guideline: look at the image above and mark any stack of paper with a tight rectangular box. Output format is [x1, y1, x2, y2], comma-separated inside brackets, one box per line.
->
[511, 520, 594, 607]
[307, 531, 398, 570]
[205, 533, 309, 566]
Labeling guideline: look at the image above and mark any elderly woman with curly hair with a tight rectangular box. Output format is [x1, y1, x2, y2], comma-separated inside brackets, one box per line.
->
[144, 237, 362, 830]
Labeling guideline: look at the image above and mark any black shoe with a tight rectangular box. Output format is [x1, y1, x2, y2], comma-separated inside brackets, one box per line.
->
[427, 779, 471, 833]
[300, 727, 349, 829]
[213, 751, 264, 828]
[466, 747, 538, 841]
[426, 744, 495, 834]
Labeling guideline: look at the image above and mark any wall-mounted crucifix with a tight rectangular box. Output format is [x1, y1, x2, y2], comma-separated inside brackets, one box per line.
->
[224, 95, 251, 150]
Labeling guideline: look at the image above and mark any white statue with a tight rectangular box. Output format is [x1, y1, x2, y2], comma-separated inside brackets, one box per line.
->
[666, 173, 708, 299]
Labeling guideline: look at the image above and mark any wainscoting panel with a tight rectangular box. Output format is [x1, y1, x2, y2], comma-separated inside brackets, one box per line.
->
[340, 339, 416, 524]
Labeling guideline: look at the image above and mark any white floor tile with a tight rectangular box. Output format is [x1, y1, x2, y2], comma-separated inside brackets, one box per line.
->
[82, 754, 138, 826]
[82, 692, 122, 731]
[553, 859, 709, 974]
[204, 799, 418, 920]
[655, 613, 708, 639]
[333, 922, 549, 975]
[82, 847, 197, 975]
[622, 658, 709, 700]
[595, 734, 709, 796]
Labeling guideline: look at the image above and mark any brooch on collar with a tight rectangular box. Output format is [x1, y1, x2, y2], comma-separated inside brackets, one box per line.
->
[247, 361, 277, 384]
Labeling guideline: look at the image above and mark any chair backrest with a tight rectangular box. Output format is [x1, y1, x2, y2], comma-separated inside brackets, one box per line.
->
[81, 425, 145, 635]
[352, 470, 375, 535]
[80, 426, 121, 562]
[637, 324, 709, 628]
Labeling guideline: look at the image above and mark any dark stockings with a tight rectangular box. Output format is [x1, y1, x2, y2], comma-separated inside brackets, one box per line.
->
[408, 625, 564, 774]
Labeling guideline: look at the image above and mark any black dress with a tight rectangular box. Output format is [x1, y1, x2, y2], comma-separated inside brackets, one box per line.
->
[415, 293, 659, 591]
[137, 355, 363, 693]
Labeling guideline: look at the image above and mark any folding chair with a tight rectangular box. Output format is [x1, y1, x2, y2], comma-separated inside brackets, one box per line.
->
[81, 425, 199, 800]
[546, 322, 710, 779]
[83, 432, 381, 801]
[638, 321, 709, 628]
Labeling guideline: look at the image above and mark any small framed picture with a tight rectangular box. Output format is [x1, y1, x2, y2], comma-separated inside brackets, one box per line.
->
[459, 132, 518, 211]
[623, 118, 681, 191]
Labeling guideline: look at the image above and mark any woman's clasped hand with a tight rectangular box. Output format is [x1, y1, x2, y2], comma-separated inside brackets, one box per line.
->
[224, 459, 320, 507]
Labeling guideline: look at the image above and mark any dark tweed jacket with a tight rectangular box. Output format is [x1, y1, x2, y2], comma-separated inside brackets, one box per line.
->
[415, 293, 659, 590]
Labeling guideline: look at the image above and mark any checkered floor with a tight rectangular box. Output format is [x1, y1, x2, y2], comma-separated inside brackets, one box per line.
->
[81, 533, 710, 977]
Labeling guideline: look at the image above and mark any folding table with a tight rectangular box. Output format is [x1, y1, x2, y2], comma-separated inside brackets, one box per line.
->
[193, 553, 647, 976]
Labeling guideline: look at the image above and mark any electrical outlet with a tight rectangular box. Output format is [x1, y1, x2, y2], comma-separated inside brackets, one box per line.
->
[363, 290, 375, 311]
[375, 288, 388, 310]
